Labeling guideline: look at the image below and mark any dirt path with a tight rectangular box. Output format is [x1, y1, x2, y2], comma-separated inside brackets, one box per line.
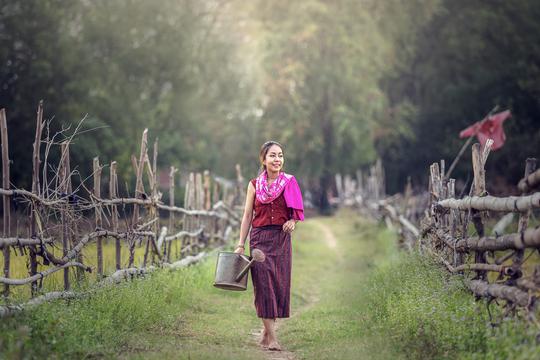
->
[114, 215, 362, 360]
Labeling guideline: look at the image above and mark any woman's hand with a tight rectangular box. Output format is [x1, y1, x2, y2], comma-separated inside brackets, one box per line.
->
[234, 245, 245, 254]
[282, 220, 296, 233]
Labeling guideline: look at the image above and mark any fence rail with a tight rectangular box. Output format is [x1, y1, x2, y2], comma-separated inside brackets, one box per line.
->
[339, 143, 540, 320]
[0, 103, 243, 311]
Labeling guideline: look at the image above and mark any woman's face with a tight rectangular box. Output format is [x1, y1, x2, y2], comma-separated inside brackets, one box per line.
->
[263, 144, 284, 173]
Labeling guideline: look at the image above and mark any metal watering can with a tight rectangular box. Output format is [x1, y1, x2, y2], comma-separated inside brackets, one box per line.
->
[213, 249, 265, 291]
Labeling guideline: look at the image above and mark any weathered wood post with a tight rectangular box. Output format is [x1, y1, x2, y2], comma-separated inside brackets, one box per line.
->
[512, 158, 537, 267]
[93, 157, 103, 278]
[212, 179, 220, 206]
[195, 172, 204, 249]
[185, 172, 195, 254]
[143, 139, 159, 267]
[203, 170, 211, 245]
[1, 109, 11, 297]
[167, 166, 177, 262]
[109, 161, 120, 270]
[211, 178, 220, 244]
[471, 143, 487, 280]
[235, 163, 244, 207]
[429, 162, 441, 219]
[59, 141, 71, 290]
[132, 129, 148, 230]
[151, 138, 159, 264]
[28, 102, 44, 295]
[129, 129, 148, 267]
[204, 170, 211, 211]
[195, 172, 204, 210]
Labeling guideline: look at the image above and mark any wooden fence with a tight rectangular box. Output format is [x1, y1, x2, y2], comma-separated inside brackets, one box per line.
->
[339, 143, 540, 318]
[0, 103, 243, 313]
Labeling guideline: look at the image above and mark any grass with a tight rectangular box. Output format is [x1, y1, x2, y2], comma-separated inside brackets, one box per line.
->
[2, 209, 540, 359]
[0, 236, 188, 302]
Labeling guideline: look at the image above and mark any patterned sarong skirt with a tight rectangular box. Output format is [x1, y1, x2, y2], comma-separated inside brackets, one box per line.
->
[249, 225, 292, 318]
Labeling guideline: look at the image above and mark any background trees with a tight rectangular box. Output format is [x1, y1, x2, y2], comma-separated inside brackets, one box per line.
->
[0, 0, 538, 207]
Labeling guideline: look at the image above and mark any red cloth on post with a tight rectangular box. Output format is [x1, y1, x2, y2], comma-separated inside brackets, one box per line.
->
[459, 110, 511, 150]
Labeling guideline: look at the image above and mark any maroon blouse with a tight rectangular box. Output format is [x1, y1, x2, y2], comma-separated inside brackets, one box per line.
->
[251, 179, 291, 228]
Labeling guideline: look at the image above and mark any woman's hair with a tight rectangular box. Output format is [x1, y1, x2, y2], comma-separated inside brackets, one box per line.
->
[259, 140, 283, 173]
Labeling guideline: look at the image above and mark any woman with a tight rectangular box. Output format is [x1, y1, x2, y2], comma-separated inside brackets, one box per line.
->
[234, 140, 304, 351]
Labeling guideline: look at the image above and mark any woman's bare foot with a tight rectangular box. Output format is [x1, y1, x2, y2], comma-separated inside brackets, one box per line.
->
[259, 329, 270, 347]
[267, 340, 281, 351]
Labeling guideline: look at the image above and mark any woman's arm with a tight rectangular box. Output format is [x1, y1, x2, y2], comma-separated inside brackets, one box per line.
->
[235, 181, 255, 253]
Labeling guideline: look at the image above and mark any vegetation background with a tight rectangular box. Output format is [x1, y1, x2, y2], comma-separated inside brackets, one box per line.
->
[1, 0, 539, 210]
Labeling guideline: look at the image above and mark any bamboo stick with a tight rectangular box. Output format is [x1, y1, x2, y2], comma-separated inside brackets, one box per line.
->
[132, 129, 148, 228]
[512, 158, 537, 267]
[110, 161, 120, 270]
[0, 236, 54, 249]
[437, 192, 540, 212]
[151, 140, 160, 264]
[93, 157, 103, 278]
[165, 228, 203, 242]
[29, 101, 43, 294]
[1, 108, 11, 297]
[59, 141, 71, 290]
[204, 170, 211, 211]
[0, 262, 90, 286]
[0, 188, 66, 206]
[143, 138, 160, 266]
[471, 143, 487, 279]
[167, 166, 177, 262]
[518, 167, 540, 193]
[468, 280, 530, 307]
[212, 180, 220, 206]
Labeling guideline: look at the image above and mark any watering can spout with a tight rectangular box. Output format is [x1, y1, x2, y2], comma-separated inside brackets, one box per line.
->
[234, 249, 266, 282]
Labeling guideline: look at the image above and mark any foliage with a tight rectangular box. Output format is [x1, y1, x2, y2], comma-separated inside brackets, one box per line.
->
[1, 0, 539, 203]
[379, 0, 540, 193]
[0, 0, 259, 188]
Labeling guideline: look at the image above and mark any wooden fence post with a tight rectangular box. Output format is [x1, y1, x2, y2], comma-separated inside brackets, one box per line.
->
[93, 157, 103, 278]
[235, 163, 244, 207]
[204, 170, 211, 211]
[28, 101, 44, 295]
[212, 179, 220, 206]
[59, 141, 71, 290]
[129, 129, 148, 267]
[471, 143, 487, 280]
[195, 172, 204, 210]
[132, 129, 148, 228]
[1, 109, 11, 297]
[512, 158, 537, 267]
[167, 166, 177, 262]
[109, 161, 120, 270]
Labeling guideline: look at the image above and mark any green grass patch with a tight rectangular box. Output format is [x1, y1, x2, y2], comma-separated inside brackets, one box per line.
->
[280, 212, 540, 359]
[0, 253, 262, 359]
[356, 253, 540, 359]
[2, 210, 540, 359]
[0, 237, 181, 302]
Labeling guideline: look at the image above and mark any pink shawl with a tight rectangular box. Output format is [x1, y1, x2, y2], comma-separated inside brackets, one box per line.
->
[255, 171, 304, 221]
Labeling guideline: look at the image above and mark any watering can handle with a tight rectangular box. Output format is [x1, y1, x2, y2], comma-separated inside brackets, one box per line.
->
[235, 258, 255, 282]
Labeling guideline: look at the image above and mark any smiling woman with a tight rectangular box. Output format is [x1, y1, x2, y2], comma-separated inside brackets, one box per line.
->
[234, 140, 304, 352]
